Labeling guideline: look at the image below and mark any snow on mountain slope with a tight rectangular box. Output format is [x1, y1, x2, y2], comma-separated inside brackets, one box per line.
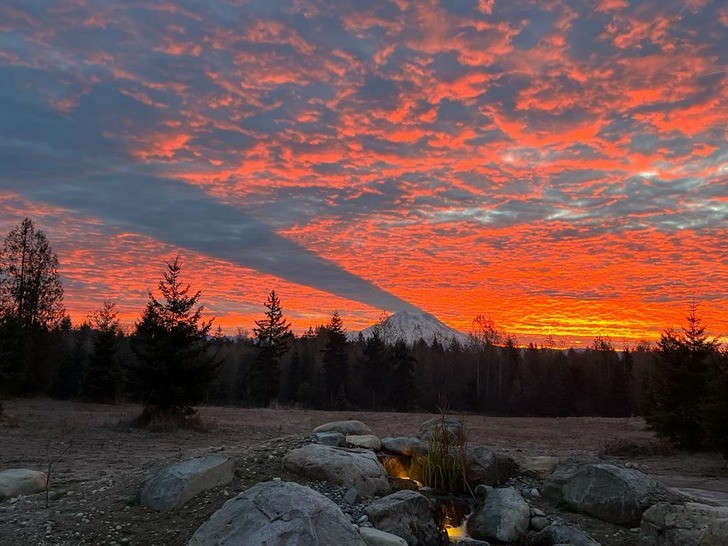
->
[356, 311, 470, 347]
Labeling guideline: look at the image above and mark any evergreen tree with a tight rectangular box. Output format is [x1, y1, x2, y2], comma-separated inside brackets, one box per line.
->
[322, 311, 349, 408]
[80, 299, 124, 403]
[130, 255, 219, 423]
[647, 304, 718, 448]
[362, 328, 389, 409]
[0, 217, 65, 330]
[389, 339, 417, 411]
[0, 218, 66, 395]
[250, 290, 292, 406]
[702, 348, 728, 460]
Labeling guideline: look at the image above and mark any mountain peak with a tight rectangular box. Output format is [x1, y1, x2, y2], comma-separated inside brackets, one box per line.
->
[357, 310, 470, 347]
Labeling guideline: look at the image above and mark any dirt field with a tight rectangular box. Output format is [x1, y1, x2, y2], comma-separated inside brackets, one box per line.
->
[1, 399, 727, 545]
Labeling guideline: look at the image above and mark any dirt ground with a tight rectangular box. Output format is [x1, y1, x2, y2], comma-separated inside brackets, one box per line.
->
[1, 399, 727, 545]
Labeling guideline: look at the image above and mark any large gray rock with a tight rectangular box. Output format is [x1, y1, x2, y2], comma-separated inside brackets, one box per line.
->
[466, 446, 518, 486]
[639, 502, 728, 545]
[418, 416, 464, 442]
[0, 469, 47, 501]
[381, 437, 428, 457]
[312, 431, 346, 446]
[283, 444, 389, 497]
[532, 524, 601, 546]
[365, 490, 441, 546]
[522, 456, 560, 480]
[347, 434, 381, 451]
[467, 487, 530, 543]
[359, 526, 408, 546]
[188, 481, 364, 545]
[313, 420, 373, 436]
[543, 457, 681, 525]
[141, 455, 234, 512]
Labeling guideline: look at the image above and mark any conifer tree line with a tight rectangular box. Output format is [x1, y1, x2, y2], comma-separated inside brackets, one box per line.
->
[1, 217, 727, 456]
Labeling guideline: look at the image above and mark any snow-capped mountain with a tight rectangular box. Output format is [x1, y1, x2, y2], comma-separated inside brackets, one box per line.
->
[356, 311, 471, 347]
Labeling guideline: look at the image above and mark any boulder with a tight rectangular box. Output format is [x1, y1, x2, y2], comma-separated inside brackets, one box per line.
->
[522, 456, 560, 480]
[365, 490, 441, 546]
[141, 455, 234, 512]
[466, 446, 518, 486]
[0, 469, 47, 501]
[543, 457, 681, 525]
[347, 434, 382, 451]
[359, 526, 408, 546]
[531, 524, 600, 546]
[188, 481, 364, 545]
[639, 502, 728, 545]
[283, 444, 389, 497]
[466, 487, 530, 544]
[381, 437, 428, 457]
[418, 416, 464, 442]
[313, 420, 373, 436]
[312, 431, 346, 446]
[531, 516, 550, 531]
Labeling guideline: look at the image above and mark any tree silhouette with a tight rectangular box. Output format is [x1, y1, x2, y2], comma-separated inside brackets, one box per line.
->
[362, 328, 389, 409]
[250, 290, 292, 406]
[80, 299, 124, 403]
[323, 310, 349, 408]
[647, 303, 718, 448]
[703, 347, 728, 460]
[0, 218, 66, 395]
[388, 339, 417, 411]
[130, 255, 219, 423]
[0, 217, 65, 330]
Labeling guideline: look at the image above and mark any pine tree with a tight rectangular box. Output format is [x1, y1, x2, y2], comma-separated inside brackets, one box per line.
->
[130, 255, 219, 424]
[0, 217, 65, 330]
[322, 311, 349, 408]
[0, 218, 66, 395]
[80, 299, 124, 403]
[362, 328, 389, 409]
[702, 348, 728, 460]
[389, 339, 417, 411]
[647, 304, 718, 448]
[250, 290, 292, 406]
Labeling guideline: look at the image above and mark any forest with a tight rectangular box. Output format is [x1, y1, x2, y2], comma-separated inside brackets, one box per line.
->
[1, 217, 727, 456]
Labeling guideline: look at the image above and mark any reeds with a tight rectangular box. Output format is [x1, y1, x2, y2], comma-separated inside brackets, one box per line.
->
[418, 401, 469, 494]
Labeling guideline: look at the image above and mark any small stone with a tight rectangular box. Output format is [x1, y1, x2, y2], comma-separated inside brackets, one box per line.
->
[531, 516, 549, 531]
[345, 488, 359, 505]
[531, 507, 545, 517]
[630, 527, 640, 533]
[474, 484, 492, 498]
[530, 488, 540, 497]
[358, 515, 369, 524]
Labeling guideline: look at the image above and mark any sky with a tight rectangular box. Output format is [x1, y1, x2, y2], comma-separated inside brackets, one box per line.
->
[0, 0, 726, 346]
